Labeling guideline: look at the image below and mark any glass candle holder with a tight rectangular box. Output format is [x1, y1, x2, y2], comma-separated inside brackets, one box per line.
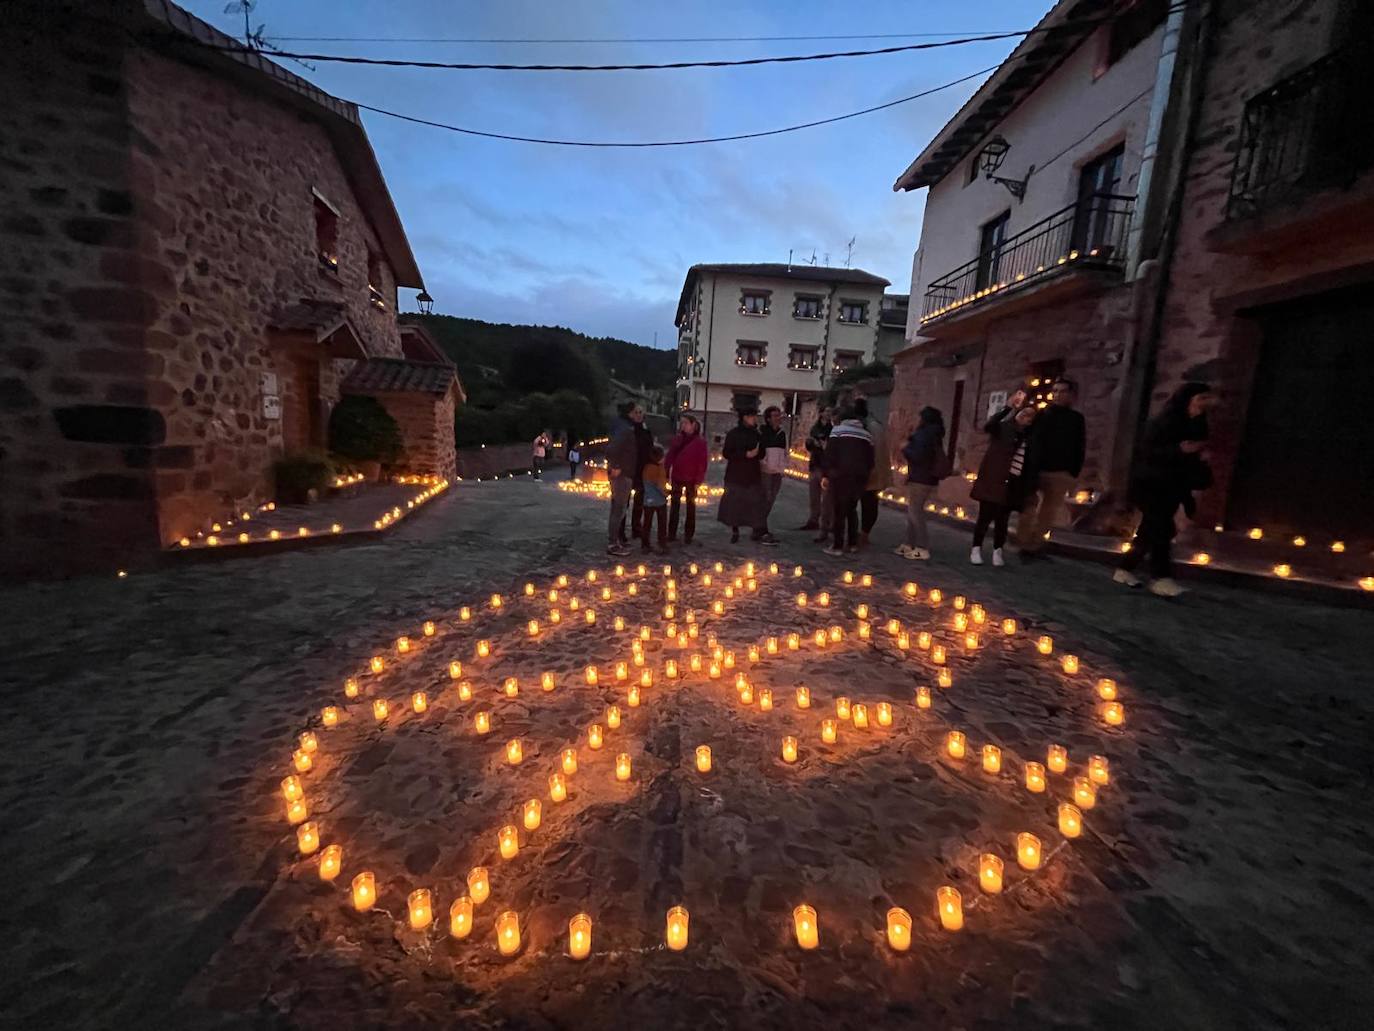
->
[665, 659, 678, 680]
[615, 753, 632, 781]
[793, 904, 819, 949]
[979, 853, 1004, 893]
[476, 639, 491, 658]
[665, 906, 689, 950]
[915, 686, 931, 709]
[286, 798, 308, 825]
[1047, 744, 1067, 773]
[561, 748, 578, 775]
[1002, 618, 1017, 636]
[281, 775, 303, 803]
[787, 632, 801, 651]
[897, 632, 911, 651]
[459, 606, 472, 622]
[412, 691, 428, 714]
[541, 672, 556, 692]
[321, 705, 338, 728]
[372, 700, 389, 722]
[1103, 701, 1125, 726]
[931, 645, 947, 666]
[858, 621, 871, 641]
[1062, 654, 1080, 675]
[528, 620, 541, 638]
[607, 705, 621, 729]
[351, 871, 376, 911]
[499, 824, 520, 860]
[1088, 754, 1110, 785]
[1059, 802, 1082, 838]
[918, 631, 932, 651]
[953, 613, 969, 632]
[450, 896, 473, 938]
[299, 731, 318, 754]
[937, 886, 963, 931]
[758, 689, 773, 711]
[929, 589, 943, 605]
[475, 711, 491, 735]
[887, 619, 901, 637]
[852, 704, 869, 730]
[781, 736, 798, 763]
[549, 772, 567, 802]
[1096, 678, 1118, 700]
[796, 686, 810, 709]
[588, 724, 604, 750]
[345, 677, 360, 698]
[408, 888, 433, 930]
[506, 739, 523, 765]
[1017, 832, 1042, 870]
[766, 636, 780, 655]
[886, 907, 912, 952]
[836, 696, 851, 720]
[946, 730, 966, 759]
[1073, 776, 1097, 809]
[319, 843, 342, 881]
[523, 798, 542, 831]
[696, 745, 712, 773]
[457, 681, 473, 702]
[1037, 635, 1053, 655]
[813, 629, 828, 649]
[937, 668, 953, 689]
[628, 685, 641, 707]
[296, 821, 319, 855]
[569, 913, 592, 960]
[371, 656, 384, 674]
[503, 677, 519, 698]
[821, 719, 837, 744]
[496, 910, 520, 956]
[1024, 761, 1047, 793]
[982, 744, 1002, 774]
[876, 701, 892, 727]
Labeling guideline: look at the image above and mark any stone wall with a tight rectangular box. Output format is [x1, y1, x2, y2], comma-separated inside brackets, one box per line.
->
[359, 389, 457, 479]
[455, 442, 545, 480]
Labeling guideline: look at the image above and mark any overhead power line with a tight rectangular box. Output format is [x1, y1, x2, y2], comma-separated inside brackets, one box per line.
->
[266, 31, 1023, 45]
[353, 64, 1001, 147]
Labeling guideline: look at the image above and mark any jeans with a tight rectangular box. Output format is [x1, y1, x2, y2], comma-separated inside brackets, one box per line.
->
[904, 482, 934, 549]
[860, 490, 879, 534]
[668, 481, 699, 542]
[1120, 493, 1179, 579]
[531, 457, 543, 479]
[830, 481, 861, 549]
[630, 476, 645, 537]
[761, 473, 783, 529]
[641, 505, 667, 549]
[973, 502, 1011, 549]
[608, 475, 633, 545]
[1017, 470, 1075, 551]
[569, 462, 579, 479]
[808, 469, 831, 529]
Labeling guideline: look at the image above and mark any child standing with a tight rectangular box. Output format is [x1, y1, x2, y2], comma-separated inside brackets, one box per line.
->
[639, 444, 669, 552]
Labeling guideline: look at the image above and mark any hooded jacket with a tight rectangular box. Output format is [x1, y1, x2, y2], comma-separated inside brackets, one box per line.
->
[903, 412, 946, 485]
[822, 419, 874, 486]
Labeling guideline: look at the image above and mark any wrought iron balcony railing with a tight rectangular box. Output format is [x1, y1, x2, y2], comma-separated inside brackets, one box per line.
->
[1227, 49, 1371, 221]
[920, 193, 1133, 323]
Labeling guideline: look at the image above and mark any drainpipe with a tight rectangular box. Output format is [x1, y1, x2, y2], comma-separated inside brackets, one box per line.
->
[703, 275, 716, 438]
[1125, 1, 1187, 276]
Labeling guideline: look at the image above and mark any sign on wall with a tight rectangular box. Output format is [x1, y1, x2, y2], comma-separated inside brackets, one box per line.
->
[261, 372, 281, 421]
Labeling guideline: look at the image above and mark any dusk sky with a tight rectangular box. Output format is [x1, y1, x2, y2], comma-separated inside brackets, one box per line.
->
[187, 0, 1045, 348]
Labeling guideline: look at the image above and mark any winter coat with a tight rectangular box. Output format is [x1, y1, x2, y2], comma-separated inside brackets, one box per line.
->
[822, 419, 874, 488]
[1026, 404, 1086, 478]
[759, 425, 788, 475]
[903, 422, 946, 485]
[640, 460, 668, 507]
[864, 418, 890, 492]
[804, 419, 833, 471]
[606, 419, 638, 478]
[632, 422, 654, 478]
[971, 417, 1032, 508]
[1129, 409, 1211, 511]
[664, 431, 708, 484]
[721, 424, 763, 486]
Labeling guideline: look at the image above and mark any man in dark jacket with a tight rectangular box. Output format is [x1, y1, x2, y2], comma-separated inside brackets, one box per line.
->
[629, 409, 654, 540]
[605, 403, 643, 556]
[820, 408, 874, 555]
[799, 407, 834, 535]
[1016, 376, 1086, 561]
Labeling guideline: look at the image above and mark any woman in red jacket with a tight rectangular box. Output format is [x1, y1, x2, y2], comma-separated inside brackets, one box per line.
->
[664, 414, 709, 545]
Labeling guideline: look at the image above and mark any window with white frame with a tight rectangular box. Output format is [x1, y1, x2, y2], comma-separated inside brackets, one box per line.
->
[739, 291, 770, 316]
[793, 294, 822, 319]
[735, 341, 767, 367]
[838, 300, 868, 324]
[787, 345, 819, 371]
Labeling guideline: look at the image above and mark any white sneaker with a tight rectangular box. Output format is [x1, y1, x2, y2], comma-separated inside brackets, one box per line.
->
[894, 544, 914, 558]
[970, 547, 984, 566]
[992, 548, 1005, 567]
[1113, 569, 1141, 588]
[1149, 577, 1185, 598]
[909, 548, 931, 561]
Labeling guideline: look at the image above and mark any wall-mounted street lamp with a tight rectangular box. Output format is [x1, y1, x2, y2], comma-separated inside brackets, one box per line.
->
[978, 136, 1034, 201]
[416, 290, 435, 315]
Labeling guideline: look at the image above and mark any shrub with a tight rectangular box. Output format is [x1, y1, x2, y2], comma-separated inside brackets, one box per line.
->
[273, 451, 333, 503]
[329, 395, 404, 465]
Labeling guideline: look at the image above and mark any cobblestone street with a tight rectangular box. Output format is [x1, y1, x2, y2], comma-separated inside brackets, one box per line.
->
[1, 475, 1370, 1030]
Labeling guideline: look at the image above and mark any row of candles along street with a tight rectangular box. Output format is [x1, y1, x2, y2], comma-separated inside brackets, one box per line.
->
[275, 559, 1121, 958]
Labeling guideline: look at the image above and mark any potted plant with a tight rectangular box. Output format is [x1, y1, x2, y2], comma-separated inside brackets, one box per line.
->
[329, 395, 404, 481]
[273, 452, 333, 505]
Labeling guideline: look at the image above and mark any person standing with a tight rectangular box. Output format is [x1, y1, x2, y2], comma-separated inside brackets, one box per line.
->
[639, 444, 670, 553]
[604, 405, 642, 557]
[970, 406, 1036, 566]
[1016, 376, 1086, 561]
[628, 409, 654, 540]
[567, 440, 582, 480]
[1115, 383, 1214, 597]
[664, 414, 708, 545]
[799, 407, 834, 537]
[896, 406, 946, 560]
[821, 407, 874, 556]
[531, 429, 551, 479]
[854, 397, 888, 548]
[758, 405, 788, 535]
[717, 405, 776, 545]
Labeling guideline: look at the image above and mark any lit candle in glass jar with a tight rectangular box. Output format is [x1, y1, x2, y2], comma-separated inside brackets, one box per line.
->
[931, 645, 947, 665]
[828, 625, 843, 643]
[496, 910, 520, 955]
[953, 612, 969, 632]
[1073, 776, 1097, 809]
[708, 662, 721, 680]
[886, 906, 912, 951]
[1037, 636, 1053, 655]
[506, 738, 523, 765]
[971, 605, 986, 625]
[1025, 761, 1047, 792]
[528, 619, 541, 638]
[449, 661, 462, 680]
[503, 677, 519, 698]
[370, 655, 385, 674]
[587, 724, 604, 750]
[759, 688, 773, 711]
[796, 686, 811, 708]
[1059, 802, 1082, 838]
[292, 749, 313, 774]
[613, 616, 626, 632]
[298, 730, 319, 755]
[607, 705, 621, 729]
[412, 691, 428, 714]
[793, 904, 819, 949]
[468, 866, 490, 904]
[952, 595, 966, 611]
[549, 772, 567, 802]
[929, 589, 943, 605]
[781, 736, 798, 763]
[788, 632, 801, 651]
[665, 659, 679, 680]
[345, 677, 359, 698]
[280, 774, 303, 803]
[319, 843, 342, 881]
[1061, 654, 1080, 675]
[569, 913, 592, 960]
[474, 710, 491, 735]
[372, 699, 389, 722]
[476, 639, 491, 658]
[836, 696, 851, 720]
[422, 620, 436, 637]
[499, 824, 519, 860]
[615, 753, 632, 781]
[766, 636, 780, 655]
[982, 744, 1001, 773]
[540, 671, 556, 693]
[861, 573, 872, 587]
[1047, 744, 1067, 773]
[561, 748, 578, 775]
[852, 704, 869, 730]
[937, 886, 963, 931]
[450, 896, 473, 938]
[459, 606, 472, 622]
[897, 631, 911, 651]
[666, 906, 689, 950]
[490, 593, 503, 610]
[915, 686, 931, 709]
[1097, 678, 1117, 700]
[821, 719, 837, 744]
[695, 744, 712, 773]
[296, 821, 319, 854]
[946, 731, 966, 759]
[1088, 754, 1110, 785]
[813, 629, 828, 649]
[979, 853, 1004, 893]
[689, 653, 703, 673]
[615, 662, 628, 682]
[457, 680, 473, 701]
[817, 592, 830, 607]
[936, 669, 953, 690]
[286, 797, 308, 825]
[523, 798, 542, 831]
[1017, 832, 1042, 870]
[1002, 618, 1018, 636]
[796, 592, 808, 609]
[351, 871, 376, 911]
[628, 685, 641, 707]
[858, 621, 871, 641]
[321, 705, 338, 728]
[903, 582, 918, 598]
[1103, 701, 1124, 726]
[408, 888, 433, 930]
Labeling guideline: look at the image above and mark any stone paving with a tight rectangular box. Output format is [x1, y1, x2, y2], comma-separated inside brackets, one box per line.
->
[1, 473, 1371, 1030]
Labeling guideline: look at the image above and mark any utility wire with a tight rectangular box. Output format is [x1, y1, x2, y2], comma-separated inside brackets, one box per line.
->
[352, 64, 1000, 147]
[266, 31, 1024, 45]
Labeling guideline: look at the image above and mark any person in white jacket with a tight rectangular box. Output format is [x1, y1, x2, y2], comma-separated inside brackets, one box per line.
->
[758, 405, 788, 538]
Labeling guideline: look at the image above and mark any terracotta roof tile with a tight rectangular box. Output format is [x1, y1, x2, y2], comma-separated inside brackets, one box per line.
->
[341, 357, 458, 395]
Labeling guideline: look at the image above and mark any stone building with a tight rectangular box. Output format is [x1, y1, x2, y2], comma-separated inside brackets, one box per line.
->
[1, 0, 457, 576]
[887, 0, 1374, 545]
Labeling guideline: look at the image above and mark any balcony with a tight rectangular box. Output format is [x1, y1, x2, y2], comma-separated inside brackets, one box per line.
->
[1212, 49, 1374, 255]
[919, 193, 1133, 334]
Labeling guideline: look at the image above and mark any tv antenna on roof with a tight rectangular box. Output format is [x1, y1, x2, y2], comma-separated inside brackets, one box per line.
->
[226, 0, 317, 70]
[844, 236, 857, 268]
[808, 249, 817, 266]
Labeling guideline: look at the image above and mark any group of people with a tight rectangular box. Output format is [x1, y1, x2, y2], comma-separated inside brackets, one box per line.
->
[793, 399, 891, 555]
[604, 403, 711, 556]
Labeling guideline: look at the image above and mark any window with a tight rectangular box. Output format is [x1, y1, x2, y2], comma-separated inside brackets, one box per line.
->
[313, 192, 339, 273]
[787, 345, 819, 371]
[1103, 0, 1168, 70]
[731, 391, 761, 412]
[966, 156, 980, 186]
[735, 341, 767, 367]
[1072, 144, 1125, 253]
[739, 291, 770, 316]
[832, 350, 862, 374]
[975, 210, 1010, 290]
[366, 251, 387, 311]
[838, 300, 868, 325]
[793, 295, 822, 319]
[1026, 359, 1065, 410]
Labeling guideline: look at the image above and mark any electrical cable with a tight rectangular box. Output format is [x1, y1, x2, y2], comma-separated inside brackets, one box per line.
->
[266, 31, 1032, 45]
